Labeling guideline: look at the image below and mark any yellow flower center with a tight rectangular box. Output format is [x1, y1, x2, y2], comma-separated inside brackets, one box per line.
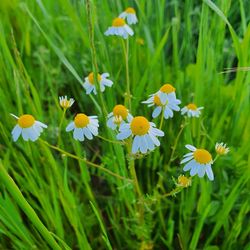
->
[216, 145, 228, 155]
[130, 116, 150, 135]
[74, 113, 89, 128]
[113, 105, 128, 119]
[125, 7, 136, 14]
[18, 115, 35, 128]
[153, 95, 162, 106]
[193, 149, 212, 164]
[178, 175, 191, 187]
[187, 103, 197, 110]
[60, 100, 70, 108]
[112, 17, 126, 27]
[88, 72, 101, 85]
[160, 84, 176, 93]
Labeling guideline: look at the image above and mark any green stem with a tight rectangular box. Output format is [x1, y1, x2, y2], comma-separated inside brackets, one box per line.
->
[0, 161, 61, 250]
[97, 135, 124, 145]
[159, 108, 165, 130]
[57, 108, 66, 146]
[85, 0, 107, 116]
[122, 39, 131, 110]
[40, 139, 132, 182]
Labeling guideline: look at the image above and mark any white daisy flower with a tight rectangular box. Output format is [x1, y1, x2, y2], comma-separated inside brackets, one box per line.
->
[83, 72, 113, 95]
[155, 83, 179, 104]
[116, 116, 164, 154]
[104, 17, 134, 39]
[66, 113, 99, 141]
[181, 103, 204, 117]
[107, 104, 133, 130]
[119, 7, 138, 25]
[59, 96, 74, 109]
[215, 142, 229, 155]
[11, 114, 47, 142]
[142, 94, 181, 119]
[181, 144, 214, 181]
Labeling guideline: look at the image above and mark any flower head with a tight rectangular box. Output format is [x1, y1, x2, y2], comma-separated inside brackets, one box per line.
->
[66, 113, 99, 141]
[142, 85, 181, 119]
[119, 7, 138, 25]
[11, 114, 47, 142]
[181, 103, 203, 117]
[104, 17, 134, 39]
[177, 175, 192, 188]
[181, 144, 214, 181]
[59, 96, 75, 109]
[83, 72, 113, 95]
[116, 116, 164, 154]
[107, 104, 133, 130]
[215, 142, 229, 155]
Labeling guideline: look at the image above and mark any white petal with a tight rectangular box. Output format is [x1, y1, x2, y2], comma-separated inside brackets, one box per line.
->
[185, 144, 196, 151]
[206, 165, 214, 181]
[145, 134, 155, 151]
[73, 128, 84, 141]
[117, 129, 132, 140]
[138, 136, 147, 154]
[132, 135, 140, 154]
[149, 134, 160, 146]
[152, 106, 162, 118]
[82, 128, 93, 140]
[35, 121, 47, 128]
[22, 128, 30, 141]
[190, 162, 199, 176]
[107, 117, 116, 130]
[66, 122, 75, 132]
[183, 159, 196, 171]
[87, 124, 98, 136]
[180, 155, 194, 164]
[12, 125, 22, 142]
[197, 165, 206, 177]
[124, 25, 134, 36]
[150, 127, 164, 137]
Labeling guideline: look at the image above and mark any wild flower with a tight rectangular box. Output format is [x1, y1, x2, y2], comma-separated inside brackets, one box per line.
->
[142, 94, 181, 119]
[215, 142, 229, 155]
[104, 17, 134, 39]
[181, 144, 214, 181]
[59, 96, 75, 109]
[119, 7, 138, 25]
[83, 72, 113, 95]
[177, 175, 192, 188]
[181, 103, 203, 117]
[66, 113, 99, 141]
[11, 114, 47, 142]
[116, 116, 164, 154]
[107, 104, 133, 130]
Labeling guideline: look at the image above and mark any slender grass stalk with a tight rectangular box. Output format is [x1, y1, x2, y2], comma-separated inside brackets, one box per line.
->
[85, 0, 107, 116]
[57, 108, 66, 146]
[0, 162, 61, 250]
[40, 139, 132, 182]
[122, 39, 131, 110]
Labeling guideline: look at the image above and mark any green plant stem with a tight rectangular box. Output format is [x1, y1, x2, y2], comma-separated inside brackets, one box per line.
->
[40, 139, 132, 182]
[57, 108, 66, 146]
[0, 161, 61, 250]
[97, 135, 124, 144]
[159, 108, 165, 130]
[122, 39, 131, 110]
[85, 0, 107, 116]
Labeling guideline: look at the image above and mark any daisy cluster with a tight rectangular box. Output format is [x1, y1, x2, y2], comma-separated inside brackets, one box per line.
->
[10, 7, 229, 184]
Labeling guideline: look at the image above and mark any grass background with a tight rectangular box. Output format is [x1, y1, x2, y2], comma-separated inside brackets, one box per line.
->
[0, 0, 250, 249]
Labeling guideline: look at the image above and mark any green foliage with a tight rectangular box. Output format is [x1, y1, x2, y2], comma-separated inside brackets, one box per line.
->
[0, 0, 249, 249]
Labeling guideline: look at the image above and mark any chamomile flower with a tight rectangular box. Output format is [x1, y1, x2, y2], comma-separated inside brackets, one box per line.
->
[66, 113, 99, 141]
[107, 104, 133, 130]
[104, 17, 134, 39]
[177, 175, 192, 188]
[119, 7, 138, 25]
[83, 72, 113, 95]
[116, 116, 164, 154]
[59, 96, 74, 109]
[181, 103, 203, 117]
[181, 145, 214, 181]
[155, 83, 179, 104]
[215, 142, 229, 155]
[11, 114, 47, 142]
[142, 94, 181, 119]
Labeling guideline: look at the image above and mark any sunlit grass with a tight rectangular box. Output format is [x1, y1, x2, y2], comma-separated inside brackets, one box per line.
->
[0, 0, 249, 249]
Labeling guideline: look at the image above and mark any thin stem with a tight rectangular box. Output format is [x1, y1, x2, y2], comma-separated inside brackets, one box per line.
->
[122, 39, 131, 110]
[0, 162, 61, 250]
[97, 135, 124, 145]
[57, 108, 66, 146]
[159, 108, 165, 130]
[40, 139, 132, 182]
[85, 0, 107, 116]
